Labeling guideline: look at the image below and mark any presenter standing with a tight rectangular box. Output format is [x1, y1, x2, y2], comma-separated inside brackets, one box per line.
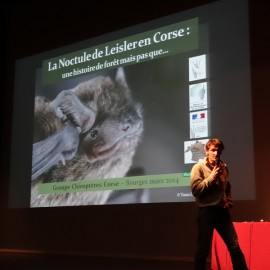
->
[190, 138, 248, 270]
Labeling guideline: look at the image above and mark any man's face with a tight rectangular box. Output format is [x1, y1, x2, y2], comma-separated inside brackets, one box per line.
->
[206, 145, 223, 164]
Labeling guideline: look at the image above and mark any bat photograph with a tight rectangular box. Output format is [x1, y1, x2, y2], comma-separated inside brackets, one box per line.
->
[31, 67, 144, 207]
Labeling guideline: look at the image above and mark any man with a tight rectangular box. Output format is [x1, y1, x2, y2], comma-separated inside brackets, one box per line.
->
[190, 138, 248, 270]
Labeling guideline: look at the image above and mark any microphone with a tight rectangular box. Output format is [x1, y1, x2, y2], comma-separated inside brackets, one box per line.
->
[214, 158, 221, 184]
[215, 158, 225, 179]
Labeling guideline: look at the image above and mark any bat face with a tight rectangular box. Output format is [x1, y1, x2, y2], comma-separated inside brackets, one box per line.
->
[81, 117, 143, 161]
[78, 91, 143, 162]
[58, 67, 144, 162]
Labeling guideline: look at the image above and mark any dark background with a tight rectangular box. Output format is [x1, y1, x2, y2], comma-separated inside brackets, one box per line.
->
[1, 0, 270, 269]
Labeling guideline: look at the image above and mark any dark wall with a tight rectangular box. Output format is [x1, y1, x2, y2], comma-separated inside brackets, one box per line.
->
[1, 0, 270, 262]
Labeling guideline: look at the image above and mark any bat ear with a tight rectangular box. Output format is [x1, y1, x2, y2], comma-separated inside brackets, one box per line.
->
[115, 67, 131, 98]
[53, 90, 96, 133]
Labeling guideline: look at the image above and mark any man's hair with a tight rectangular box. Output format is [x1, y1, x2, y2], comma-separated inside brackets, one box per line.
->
[205, 138, 225, 151]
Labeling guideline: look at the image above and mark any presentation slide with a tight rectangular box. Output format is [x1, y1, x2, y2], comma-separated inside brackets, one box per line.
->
[9, 0, 255, 208]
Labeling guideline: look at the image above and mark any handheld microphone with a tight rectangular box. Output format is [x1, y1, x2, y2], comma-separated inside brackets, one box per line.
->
[214, 158, 221, 184]
[216, 158, 224, 178]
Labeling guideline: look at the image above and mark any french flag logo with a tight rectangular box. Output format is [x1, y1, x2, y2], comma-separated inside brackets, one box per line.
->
[192, 113, 205, 120]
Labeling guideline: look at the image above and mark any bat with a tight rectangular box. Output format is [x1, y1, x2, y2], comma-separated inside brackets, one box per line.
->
[31, 67, 144, 207]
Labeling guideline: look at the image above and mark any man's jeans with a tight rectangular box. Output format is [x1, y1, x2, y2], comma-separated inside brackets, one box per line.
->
[194, 206, 248, 270]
